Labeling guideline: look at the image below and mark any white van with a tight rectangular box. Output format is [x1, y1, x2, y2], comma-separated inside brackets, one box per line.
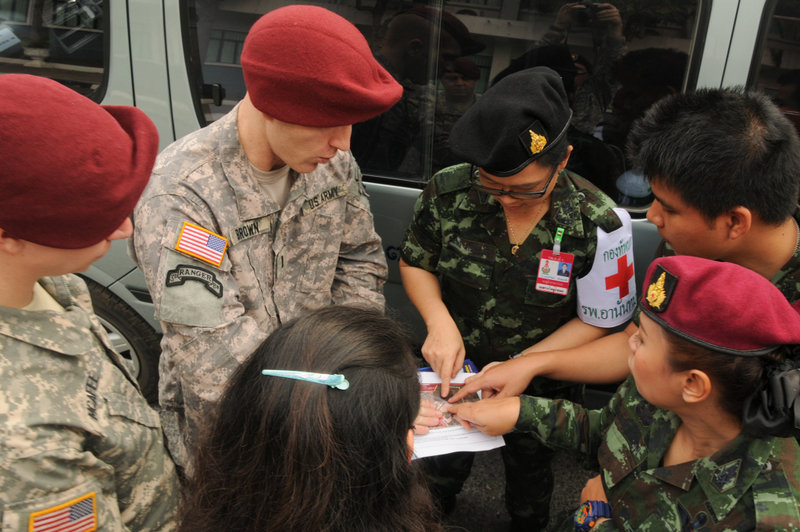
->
[1, 0, 796, 399]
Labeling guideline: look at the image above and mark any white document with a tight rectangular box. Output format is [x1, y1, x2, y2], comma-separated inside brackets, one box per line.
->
[412, 370, 505, 459]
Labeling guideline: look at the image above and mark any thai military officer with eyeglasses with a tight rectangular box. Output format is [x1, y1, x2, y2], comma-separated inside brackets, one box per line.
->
[400, 66, 636, 530]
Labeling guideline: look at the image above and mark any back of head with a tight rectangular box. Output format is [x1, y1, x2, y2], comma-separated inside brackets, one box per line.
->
[181, 306, 438, 532]
[240, 6, 402, 127]
[450, 66, 572, 176]
[627, 87, 800, 224]
[0, 74, 157, 248]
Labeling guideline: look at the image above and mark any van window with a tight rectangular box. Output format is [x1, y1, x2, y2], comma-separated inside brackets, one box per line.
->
[752, 0, 800, 137]
[184, 0, 700, 207]
[0, 0, 105, 98]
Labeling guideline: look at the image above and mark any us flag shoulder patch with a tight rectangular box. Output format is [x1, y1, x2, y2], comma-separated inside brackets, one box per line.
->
[29, 491, 97, 532]
[174, 221, 228, 267]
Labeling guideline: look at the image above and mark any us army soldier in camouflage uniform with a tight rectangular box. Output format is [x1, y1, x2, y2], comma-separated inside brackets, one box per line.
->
[401, 67, 636, 529]
[0, 75, 178, 530]
[130, 6, 402, 475]
[451, 256, 800, 531]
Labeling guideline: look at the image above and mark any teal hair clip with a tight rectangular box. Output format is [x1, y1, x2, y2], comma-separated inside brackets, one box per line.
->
[261, 369, 350, 390]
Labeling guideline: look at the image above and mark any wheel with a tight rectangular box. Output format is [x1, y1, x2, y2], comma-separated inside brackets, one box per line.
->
[85, 279, 161, 403]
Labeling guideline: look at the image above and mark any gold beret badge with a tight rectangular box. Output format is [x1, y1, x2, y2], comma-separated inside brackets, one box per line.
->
[646, 272, 667, 310]
[529, 130, 547, 155]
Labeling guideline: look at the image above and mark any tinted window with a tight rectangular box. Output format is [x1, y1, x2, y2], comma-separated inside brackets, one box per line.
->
[752, 0, 800, 137]
[185, 0, 699, 206]
[0, 0, 105, 98]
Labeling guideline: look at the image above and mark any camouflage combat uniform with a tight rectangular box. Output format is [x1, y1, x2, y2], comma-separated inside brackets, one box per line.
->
[517, 375, 800, 531]
[0, 275, 178, 531]
[130, 105, 388, 473]
[401, 163, 627, 528]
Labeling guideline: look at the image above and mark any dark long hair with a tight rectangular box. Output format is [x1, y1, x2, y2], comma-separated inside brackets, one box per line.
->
[179, 306, 441, 532]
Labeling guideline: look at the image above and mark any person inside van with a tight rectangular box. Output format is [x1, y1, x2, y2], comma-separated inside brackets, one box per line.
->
[178, 306, 442, 532]
[400, 66, 636, 529]
[0, 74, 178, 530]
[351, 7, 485, 179]
[449, 255, 800, 530]
[451, 87, 800, 413]
[130, 5, 402, 476]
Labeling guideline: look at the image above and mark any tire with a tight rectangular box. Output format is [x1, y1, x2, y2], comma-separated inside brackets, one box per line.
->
[85, 280, 161, 403]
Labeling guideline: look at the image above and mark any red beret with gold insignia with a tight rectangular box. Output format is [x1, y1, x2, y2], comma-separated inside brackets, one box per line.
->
[640, 256, 800, 355]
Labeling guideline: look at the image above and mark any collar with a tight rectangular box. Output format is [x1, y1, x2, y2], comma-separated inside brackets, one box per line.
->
[216, 105, 351, 224]
[770, 206, 800, 290]
[655, 434, 775, 523]
[0, 276, 100, 356]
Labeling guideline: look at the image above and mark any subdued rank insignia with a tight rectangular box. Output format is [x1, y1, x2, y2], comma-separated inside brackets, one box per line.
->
[30, 491, 97, 532]
[711, 459, 741, 492]
[166, 264, 223, 298]
[518, 120, 548, 156]
[302, 183, 347, 213]
[645, 265, 677, 312]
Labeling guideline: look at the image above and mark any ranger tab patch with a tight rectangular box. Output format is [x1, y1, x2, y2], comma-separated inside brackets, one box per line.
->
[29, 491, 97, 532]
[174, 221, 228, 267]
[166, 264, 223, 298]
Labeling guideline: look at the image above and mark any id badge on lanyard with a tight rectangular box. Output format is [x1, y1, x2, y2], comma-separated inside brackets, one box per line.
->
[536, 227, 574, 296]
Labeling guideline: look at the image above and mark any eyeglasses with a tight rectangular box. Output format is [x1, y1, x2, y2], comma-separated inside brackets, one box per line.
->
[470, 165, 559, 200]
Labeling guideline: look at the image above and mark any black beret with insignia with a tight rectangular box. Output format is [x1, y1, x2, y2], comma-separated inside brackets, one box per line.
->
[449, 66, 572, 176]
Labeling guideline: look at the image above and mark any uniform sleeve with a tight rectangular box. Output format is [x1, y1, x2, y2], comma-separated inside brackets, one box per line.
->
[513, 378, 628, 464]
[330, 165, 388, 309]
[0, 369, 178, 531]
[130, 189, 269, 466]
[400, 181, 443, 272]
[0, 430, 176, 531]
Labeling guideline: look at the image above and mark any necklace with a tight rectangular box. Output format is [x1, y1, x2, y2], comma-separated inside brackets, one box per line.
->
[793, 217, 800, 253]
[507, 204, 546, 255]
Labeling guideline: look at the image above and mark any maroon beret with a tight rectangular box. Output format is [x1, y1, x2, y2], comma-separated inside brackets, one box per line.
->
[0, 74, 158, 249]
[240, 6, 402, 127]
[641, 256, 800, 355]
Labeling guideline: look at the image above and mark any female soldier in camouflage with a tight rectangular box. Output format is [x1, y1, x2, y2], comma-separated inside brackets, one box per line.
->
[451, 255, 800, 530]
[0, 75, 178, 530]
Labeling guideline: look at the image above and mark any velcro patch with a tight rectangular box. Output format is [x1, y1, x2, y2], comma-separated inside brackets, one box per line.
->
[302, 184, 347, 213]
[174, 221, 228, 267]
[29, 491, 97, 532]
[166, 264, 223, 298]
[229, 215, 271, 246]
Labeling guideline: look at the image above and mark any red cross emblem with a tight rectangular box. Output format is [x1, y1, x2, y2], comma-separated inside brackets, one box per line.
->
[605, 255, 634, 299]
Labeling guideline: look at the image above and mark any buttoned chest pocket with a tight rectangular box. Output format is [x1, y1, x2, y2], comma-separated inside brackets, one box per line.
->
[438, 237, 495, 291]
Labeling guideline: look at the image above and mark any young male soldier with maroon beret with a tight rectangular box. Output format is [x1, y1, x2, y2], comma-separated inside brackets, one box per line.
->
[130, 5, 403, 475]
[0, 74, 178, 530]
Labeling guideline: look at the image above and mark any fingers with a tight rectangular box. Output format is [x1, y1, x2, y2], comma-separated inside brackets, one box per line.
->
[439, 373, 451, 398]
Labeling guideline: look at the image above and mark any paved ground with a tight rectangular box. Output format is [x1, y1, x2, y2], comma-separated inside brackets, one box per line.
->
[441, 447, 597, 532]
